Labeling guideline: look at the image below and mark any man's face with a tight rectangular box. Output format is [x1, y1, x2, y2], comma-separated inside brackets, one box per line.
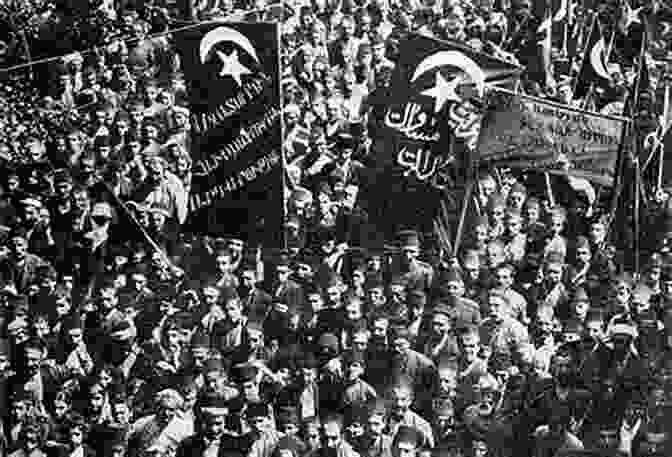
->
[402, 246, 419, 264]
[69, 427, 84, 446]
[367, 287, 385, 306]
[276, 266, 292, 283]
[395, 441, 417, 457]
[147, 157, 165, 180]
[367, 414, 385, 437]
[489, 298, 507, 321]
[438, 370, 457, 395]
[307, 293, 324, 313]
[495, 268, 513, 289]
[205, 414, 226, 439]
[372, 320, 388, 340]
[473, 441, 488, 457]
[89, 389, 105, 412]
[486, 245, 504, 269]
[68, 328, 84, 346]
[505, 216, 522, 235]
[165, 329, 181, 350]
[545, 263, 563, 284]
[345, 303, 362, 322]
[12, 400, 28, 420]
[203, 289, 220, 308]
[586, 321, 603, 342]
[612, 283, 630, 308]
[54, 400, 69, 419]
[113, 402, 131, 424]
[158, 403, 179, 423]
[392, 388, 412, 414]
[389, 284, 405, 303]
[11, 237, 28, 260]
[590, 223, 606, 244]
[25, 347, 43, 375]
[432, 314, 450, 336]
[323, 422, 342, 449]
[73, 191, 90, 213]
[663, 279, 672, 298]
[326, 286, 342, 305]
[577, 247, 591, 265]
[100, 288, 117, 311]
[573, 300, 589, 319]
[460, 334, 480, 362]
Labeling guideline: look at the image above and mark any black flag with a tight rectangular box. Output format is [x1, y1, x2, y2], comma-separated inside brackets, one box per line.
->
[177, 22, 283, 246]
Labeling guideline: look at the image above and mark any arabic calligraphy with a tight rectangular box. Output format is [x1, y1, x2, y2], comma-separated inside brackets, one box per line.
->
[384, 102, 440, 142]
[396, 142, 454, 184]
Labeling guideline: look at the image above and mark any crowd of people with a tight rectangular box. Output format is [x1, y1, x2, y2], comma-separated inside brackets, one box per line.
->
[0, 0, 671, 456]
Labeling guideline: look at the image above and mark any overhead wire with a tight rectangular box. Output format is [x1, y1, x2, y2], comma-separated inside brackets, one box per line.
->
[0, 3, 286, 74]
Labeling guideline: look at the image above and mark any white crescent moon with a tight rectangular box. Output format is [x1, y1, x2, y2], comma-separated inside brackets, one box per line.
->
[411, 51, 486, 98]
[199, 26, 260, 65]
[590, 38, 612, 81]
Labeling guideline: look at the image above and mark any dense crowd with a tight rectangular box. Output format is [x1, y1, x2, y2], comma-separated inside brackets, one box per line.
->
[0, 0, 672, 456]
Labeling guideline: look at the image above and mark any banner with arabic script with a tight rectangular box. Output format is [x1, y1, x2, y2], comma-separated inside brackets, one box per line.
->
[478, 88, 627, 187]
[176, 22, 283, 246]
[383, 33, 523, 182]
[369, 33, 522, 236]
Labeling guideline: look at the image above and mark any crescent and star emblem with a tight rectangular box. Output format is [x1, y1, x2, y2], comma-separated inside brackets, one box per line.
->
[411, 51, 486, 113]
[590, 37, 612, 81]
[199, 26, 261, 87]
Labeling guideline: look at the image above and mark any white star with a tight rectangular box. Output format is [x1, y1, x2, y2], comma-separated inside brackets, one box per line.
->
[621, 0, 643, 32]
[216, 49, 252, 86]
[421, 71, 462, 113]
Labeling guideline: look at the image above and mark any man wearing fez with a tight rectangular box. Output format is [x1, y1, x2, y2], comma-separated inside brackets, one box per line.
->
[0, 228, 49, 294]
[271, 252, 304, 314]
[523, 347, 592, 454]
[462, 374, 517, 457]
[238, 263, 272, 324]
[391, 425, 426, 457]
[176, 398, 239, 457]
[389, 326, 436, 412]
[211, 287, 248, 360]
[392, 231, 434, 292]
[129, 154, 188, 226]
[357, 400, 393, 457]
[586, 215, 618, 299]
[415, 303, 460, 364]
[13, 337, 72, 414]
[240, 403, 283, 457]
[387, 377, 434, 450]
[312, 415, 360, 457]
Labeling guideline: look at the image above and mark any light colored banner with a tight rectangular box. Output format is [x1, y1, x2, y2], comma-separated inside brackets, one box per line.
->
[478, 88, 628, 186]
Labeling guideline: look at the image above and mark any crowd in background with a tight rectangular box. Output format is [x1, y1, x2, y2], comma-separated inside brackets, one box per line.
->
[0, 0, 671, 456]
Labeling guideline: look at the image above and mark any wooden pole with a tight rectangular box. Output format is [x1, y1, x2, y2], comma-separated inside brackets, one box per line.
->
[453, 179, 475, 258]
[634, 156, 640, 277]
[658, 77, 670, 192]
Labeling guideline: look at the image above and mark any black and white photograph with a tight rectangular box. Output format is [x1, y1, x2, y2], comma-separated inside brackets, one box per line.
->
[0, 0, 670, 456]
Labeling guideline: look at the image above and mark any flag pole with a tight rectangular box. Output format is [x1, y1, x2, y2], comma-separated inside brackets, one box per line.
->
[453, 177, 475, 258]
[571, 12, 597, 97]
[634, 155, 640, 277]
[659, 69, 671, 193]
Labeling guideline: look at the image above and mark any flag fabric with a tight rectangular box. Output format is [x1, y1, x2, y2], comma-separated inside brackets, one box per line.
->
[477, 87, 627, 187]
[370, 32, 522, 237]
[574, 14, 613, 99]
[176, 22, 283, 246]
[610, 24, 649, 260]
